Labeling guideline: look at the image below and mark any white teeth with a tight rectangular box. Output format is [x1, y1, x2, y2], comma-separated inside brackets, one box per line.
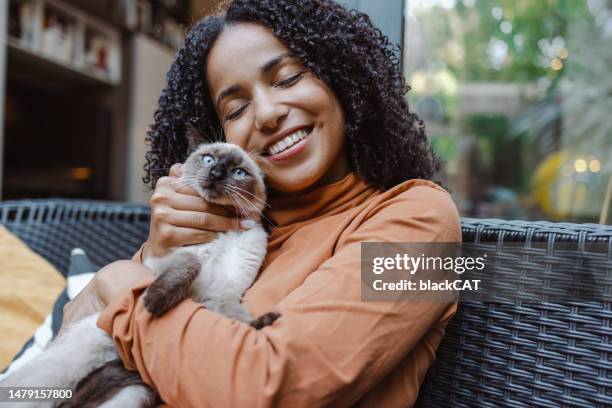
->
[268, 129, 310, 155]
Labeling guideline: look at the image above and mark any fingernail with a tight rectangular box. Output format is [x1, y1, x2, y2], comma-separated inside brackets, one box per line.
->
[240, 219, 256, 229]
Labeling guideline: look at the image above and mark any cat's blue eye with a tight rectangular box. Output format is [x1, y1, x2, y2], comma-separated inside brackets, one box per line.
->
[233, 168, 247, 177]
[202, 155, 215, 166]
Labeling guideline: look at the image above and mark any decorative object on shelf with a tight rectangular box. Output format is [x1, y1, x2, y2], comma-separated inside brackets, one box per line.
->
[8, 0, 36, 47]
[147, 0, 189, 49]
[41, 6, 76, 64]
[162, 16, 184, 49]
[137, 0, 153, 34]
[6, 0, 122, 85]
[84, 30, 119, 80]
[118, 0, 138, 30]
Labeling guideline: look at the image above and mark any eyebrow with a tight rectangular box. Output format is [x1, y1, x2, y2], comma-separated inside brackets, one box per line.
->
[215, 53, 294, 108]
[259, 52, 293, 74]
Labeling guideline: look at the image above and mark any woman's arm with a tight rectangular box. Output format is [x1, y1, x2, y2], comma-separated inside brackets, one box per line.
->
[60, 163, 242, 331]
[98, 187, 461, 407]
[142, 163, 244, 260]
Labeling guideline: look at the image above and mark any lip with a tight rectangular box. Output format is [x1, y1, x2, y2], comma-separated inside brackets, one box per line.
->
[266, 131, 312, 162]
[262, 124, 314, 154]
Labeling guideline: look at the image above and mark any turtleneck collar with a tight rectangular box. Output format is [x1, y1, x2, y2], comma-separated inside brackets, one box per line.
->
[265, 172, 378, 228]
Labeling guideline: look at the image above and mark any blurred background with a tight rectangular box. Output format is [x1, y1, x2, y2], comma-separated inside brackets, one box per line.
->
[0, 0, 610, 224]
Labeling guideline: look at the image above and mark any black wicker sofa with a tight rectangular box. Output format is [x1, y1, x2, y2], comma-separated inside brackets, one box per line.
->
[1, 199, 611, 407]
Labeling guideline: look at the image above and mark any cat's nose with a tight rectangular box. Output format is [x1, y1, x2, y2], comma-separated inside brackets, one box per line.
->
[210, 164, 226, 181]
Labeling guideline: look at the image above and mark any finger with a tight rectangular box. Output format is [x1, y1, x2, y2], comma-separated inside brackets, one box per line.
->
[157, 176, 199, 196]
[169, 163, 183, 177]
[164, 226, 220, 246]
[163, 210, 242, 232]
[164, 195, 235, 216]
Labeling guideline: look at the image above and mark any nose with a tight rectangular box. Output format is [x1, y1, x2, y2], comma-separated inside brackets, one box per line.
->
[253, 88, 288, 131]
[210, 163, 226, 181]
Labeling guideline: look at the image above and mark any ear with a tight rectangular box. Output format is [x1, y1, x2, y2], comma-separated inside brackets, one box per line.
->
[185, 123, 207, 153]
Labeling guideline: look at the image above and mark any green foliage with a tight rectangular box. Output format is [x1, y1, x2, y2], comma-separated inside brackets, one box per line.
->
[415, 0, 592, 83]
[562, 19, 612, 169]
[430, 133, 458, 163]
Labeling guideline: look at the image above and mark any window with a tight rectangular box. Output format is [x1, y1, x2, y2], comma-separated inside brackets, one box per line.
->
[404, 0, 612, 223]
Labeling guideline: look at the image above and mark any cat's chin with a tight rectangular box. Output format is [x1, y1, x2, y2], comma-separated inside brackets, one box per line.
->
[200, 189, 232, 207]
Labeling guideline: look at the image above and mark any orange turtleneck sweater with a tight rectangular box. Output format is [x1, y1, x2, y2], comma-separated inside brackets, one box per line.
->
[97, 172, 461, 407]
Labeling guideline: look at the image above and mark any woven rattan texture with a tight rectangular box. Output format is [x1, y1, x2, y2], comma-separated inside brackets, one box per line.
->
[1, 200, 611, 406]
[0, 200, 150, 274]
[418, 219, 612, 408]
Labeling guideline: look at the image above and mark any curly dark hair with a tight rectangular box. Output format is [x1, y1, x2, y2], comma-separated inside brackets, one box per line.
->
[143, 0, 439, 191]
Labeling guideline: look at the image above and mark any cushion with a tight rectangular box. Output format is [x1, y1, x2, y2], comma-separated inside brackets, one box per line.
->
[0, 225, 65, 368]
[0, 248, 98, 379]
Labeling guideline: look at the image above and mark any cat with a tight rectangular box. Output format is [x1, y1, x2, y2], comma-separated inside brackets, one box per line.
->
[0, 126, 278, 407]
[142, 131, 270, 323]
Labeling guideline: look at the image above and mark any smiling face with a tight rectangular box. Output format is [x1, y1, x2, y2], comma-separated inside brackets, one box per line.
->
[206, 23, 350, 195]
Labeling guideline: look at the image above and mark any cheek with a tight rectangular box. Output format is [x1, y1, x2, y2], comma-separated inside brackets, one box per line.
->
[292, 79, 336, 113]
[224, 119, 252, 149]
[233, 176, 256, 193]
[198, 168, 209, 180]
[302, 83, 344, 141]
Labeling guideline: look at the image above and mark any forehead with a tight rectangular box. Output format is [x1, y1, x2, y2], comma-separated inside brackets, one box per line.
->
[206, 23, 292, 95]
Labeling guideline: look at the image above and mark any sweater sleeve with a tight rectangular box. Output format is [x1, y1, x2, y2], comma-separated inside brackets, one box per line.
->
[97, 186, 461, 407]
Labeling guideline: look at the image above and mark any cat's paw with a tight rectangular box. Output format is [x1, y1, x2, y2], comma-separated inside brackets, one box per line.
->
[144, 252, 200, 317]
[143, 282, 181, 317]
[250, 312, 281, 330]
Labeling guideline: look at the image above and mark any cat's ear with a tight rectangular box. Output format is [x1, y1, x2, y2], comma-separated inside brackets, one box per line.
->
[185, 123, 206, 153]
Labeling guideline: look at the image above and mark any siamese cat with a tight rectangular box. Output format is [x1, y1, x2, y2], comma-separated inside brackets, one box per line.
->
[0, 126, 278, 407]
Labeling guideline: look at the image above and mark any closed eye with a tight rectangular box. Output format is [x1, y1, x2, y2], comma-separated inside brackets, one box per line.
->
[275, 71, 305, 88]
[225, 103, 249, 121]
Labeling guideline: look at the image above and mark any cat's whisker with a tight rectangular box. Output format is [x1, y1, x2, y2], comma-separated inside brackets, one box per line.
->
[217, 124, 225, 142]
[246, 150, 266, 163]
[183, 182, 200, 190]
[174, 179, 202, 192]
[224, 186, 265, 212]
[171, 176, 200, 184]
[226, 188, 276, 227]
[178, 177, 200, 183]
[233, 197, 252, 220]
[232, 191, 257, 218]
[176, 177, 197, 183]
[225, 191, 251, 220]
[247, 148, 265, 156]
[170, 179, 198, 188]
[225, 185, 270, 207]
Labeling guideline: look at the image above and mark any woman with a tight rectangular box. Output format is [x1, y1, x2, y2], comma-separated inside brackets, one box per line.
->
[63, 0, 461, 406]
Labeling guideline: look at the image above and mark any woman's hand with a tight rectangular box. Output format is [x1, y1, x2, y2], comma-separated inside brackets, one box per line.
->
[60, 260, 154, 336]
[144, 163, 244, 259]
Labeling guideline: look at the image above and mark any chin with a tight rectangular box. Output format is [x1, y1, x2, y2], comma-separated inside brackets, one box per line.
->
[268, 177, 318, 195]
[270, 166, 328, 194]
[201, 189, 232, 206]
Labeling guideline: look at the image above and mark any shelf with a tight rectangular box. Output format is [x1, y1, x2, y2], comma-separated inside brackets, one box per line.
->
[61, 0, 134, 32]
[7, 37, 117, 87]
[7, 0, 122, 86]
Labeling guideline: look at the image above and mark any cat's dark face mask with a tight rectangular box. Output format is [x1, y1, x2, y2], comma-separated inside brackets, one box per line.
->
[181, 140, 267, 219]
